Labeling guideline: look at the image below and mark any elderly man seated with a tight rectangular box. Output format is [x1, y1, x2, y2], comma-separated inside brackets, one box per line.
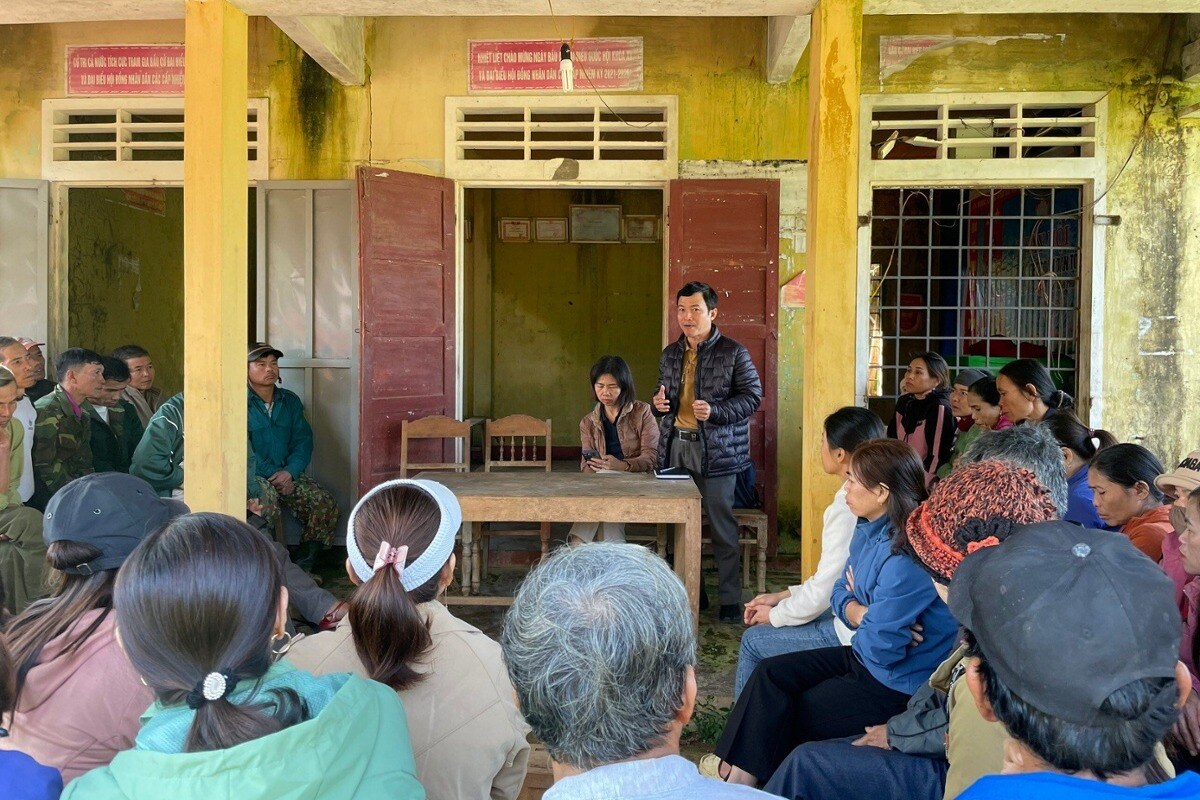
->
[501, 543, 774, 799]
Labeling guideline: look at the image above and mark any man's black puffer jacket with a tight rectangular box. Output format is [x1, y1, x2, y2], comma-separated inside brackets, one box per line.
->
[654, 326, 762, 478]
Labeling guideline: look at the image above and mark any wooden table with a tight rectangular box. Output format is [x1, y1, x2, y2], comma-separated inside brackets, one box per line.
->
[417, 471, 704, 624]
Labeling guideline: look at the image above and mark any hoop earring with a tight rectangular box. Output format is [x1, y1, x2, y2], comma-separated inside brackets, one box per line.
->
[271, 631, 297, 660]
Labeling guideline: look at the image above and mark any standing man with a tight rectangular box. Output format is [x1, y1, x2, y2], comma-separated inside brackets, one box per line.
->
[112, 344, 162, 428]
[19, 337, 55, 403]
[0, 337, 40, 506]
[31, 348, 105, 508]
[0, 366, 46, 612]
[247, 342, 340, 572]
[653, 282, 762, 622]
[86, 356, 145, 474]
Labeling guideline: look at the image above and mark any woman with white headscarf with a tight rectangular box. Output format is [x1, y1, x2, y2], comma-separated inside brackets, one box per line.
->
[288, 480, 531, 800]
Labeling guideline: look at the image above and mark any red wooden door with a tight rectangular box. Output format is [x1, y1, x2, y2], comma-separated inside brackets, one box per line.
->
[357, 168, 456, 495]
[668, 179, 780, 546]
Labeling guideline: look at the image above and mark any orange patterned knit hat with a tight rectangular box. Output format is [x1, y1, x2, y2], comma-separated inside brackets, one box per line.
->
[905, 460, 1058, 583]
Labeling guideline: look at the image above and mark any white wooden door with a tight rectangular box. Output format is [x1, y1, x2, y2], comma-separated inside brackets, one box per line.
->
[256, 181, 358, 537]
[0, 180, 50, 343]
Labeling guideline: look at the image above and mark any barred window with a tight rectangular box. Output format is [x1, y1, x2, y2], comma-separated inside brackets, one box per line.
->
[867, 186, 1082, 417]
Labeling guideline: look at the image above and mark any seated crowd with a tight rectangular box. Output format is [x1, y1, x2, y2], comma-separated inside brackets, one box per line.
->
[1, 336, 1199, 800]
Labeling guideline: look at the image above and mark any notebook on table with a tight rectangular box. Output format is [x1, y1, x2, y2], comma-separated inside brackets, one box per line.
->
[654, 467, 691, 480]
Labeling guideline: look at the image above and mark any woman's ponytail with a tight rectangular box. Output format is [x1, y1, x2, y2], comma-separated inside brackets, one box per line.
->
[185, 680, 306, 753]
[1050, 389, 1076, 410]
[1042, 412, 1113, 463]
[114, 513, 310, 754]
[348, 563, 434, 691]
[999, 360, 1074, 411]
[346, 485, 446, 691]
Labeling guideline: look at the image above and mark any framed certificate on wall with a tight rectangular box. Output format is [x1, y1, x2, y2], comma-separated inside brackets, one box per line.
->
[535, 217, 568, 242]
[498, 218, 531, 242]
[624, 215, 661, 242]
[569, 205, 622, 243]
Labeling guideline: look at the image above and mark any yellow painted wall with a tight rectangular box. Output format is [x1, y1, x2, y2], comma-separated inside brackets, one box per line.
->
[251, 19, 370, 179]
[0, 22, 185, 179]
[0, 18, 367, 181]
[368, 17, 808, 166]
[67, 187, 185, 395]
[468, 188, 664, 447]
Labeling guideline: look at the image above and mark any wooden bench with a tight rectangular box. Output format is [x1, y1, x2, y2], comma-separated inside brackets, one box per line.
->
[733, 508, 769, 594]
[655, 507, 769, 593]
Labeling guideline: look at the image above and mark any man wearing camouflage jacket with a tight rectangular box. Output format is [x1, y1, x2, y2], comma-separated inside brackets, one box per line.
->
[31, 348, 106, 509]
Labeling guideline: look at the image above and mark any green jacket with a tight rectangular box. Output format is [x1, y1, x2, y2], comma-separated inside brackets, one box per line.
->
[248, 387, 313, 479]
[32, 386, 94, 500]
[62, 669, 425, 800]
[131, 393, 261, 499]
[87, 401, 145, 474]
[936, 423, 985, 481]
[130, 393, 184, 496]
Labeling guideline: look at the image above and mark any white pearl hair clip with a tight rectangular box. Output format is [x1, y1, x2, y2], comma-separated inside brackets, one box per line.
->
[201, 671, 229, 701]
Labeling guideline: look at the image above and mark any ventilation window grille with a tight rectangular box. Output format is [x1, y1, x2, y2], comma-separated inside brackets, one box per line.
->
[870, 101, 1097, 162]
[42, 98, 268, 181]
[446, 95, 677, 181]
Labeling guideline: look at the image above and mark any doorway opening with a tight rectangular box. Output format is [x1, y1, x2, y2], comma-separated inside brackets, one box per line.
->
[462, 186, 665, 458]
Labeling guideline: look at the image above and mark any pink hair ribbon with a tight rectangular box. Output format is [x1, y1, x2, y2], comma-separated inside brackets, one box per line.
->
[372, 542, 409, 580]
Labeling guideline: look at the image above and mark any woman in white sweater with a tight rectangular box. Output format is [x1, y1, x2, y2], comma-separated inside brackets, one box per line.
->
[733, 406, 886, 698]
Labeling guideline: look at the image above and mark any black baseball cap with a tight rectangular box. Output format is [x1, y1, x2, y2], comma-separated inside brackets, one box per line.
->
[247, 342, 284, 361]
[949, 520, 1181, 726]
[43, 473, 189, 575]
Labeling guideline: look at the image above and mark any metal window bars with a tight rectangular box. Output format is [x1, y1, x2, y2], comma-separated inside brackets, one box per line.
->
[867, 187, 1083, 402]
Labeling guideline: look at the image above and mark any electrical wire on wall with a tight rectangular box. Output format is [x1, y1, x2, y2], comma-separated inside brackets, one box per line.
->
[545, 0, 657, 130]
[1056, 15, 1178, 217]
[872, 18, 1176, 221]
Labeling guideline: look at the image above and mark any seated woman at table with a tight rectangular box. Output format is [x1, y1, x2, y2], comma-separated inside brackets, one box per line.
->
[569, 355, 660, 544]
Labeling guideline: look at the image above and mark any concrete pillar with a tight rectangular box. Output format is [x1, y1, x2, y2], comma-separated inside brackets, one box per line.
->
[183, 0, 248, 515]
[801, 0, 863, 577]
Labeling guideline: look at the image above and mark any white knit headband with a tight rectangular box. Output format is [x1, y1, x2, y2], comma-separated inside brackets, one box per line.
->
[346, 478, 462, 591]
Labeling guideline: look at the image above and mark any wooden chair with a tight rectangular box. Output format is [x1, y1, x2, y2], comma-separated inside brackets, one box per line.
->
[473, 414, 552, 593]
[399, 415, 474, 593]
[399, 415, 472, 476]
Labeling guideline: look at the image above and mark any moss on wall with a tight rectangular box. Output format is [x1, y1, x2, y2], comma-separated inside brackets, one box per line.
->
[864, 13, 1200, 466]
[67, 187, 185, 396]
[472, 189, 664, 446]
[1101, 79, 1200, 462]
[368, 16, 807, 166]
[251, 19, 371, 179]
